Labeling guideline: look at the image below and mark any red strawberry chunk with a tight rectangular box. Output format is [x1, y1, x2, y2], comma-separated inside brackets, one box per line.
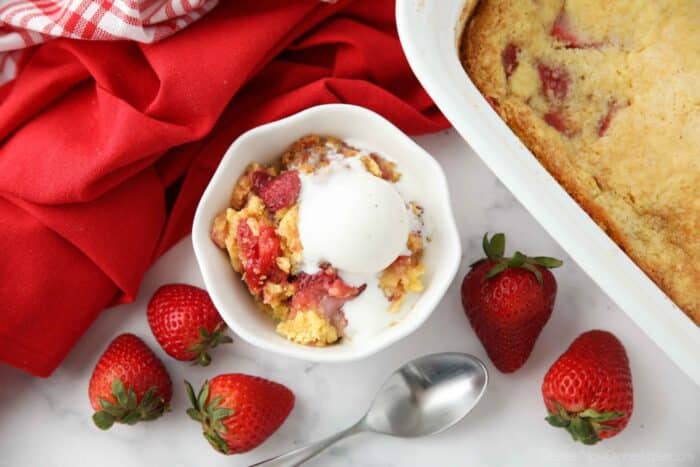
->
[256, 226, 280, 277]
[290, 268, 365, 334]
[236, 220, 285, 294]
[501, 43, 520, 78]
[250, 171, 272, 193]
[251, 170, 301, 212]
[538, 63, 570, 101]
[551, 11, 602, 49]
[597, 100, 622, 136]
[543, 109, 574, 136]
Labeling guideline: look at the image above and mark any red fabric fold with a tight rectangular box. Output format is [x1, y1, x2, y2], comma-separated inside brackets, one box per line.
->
[0, 0, 449, 377]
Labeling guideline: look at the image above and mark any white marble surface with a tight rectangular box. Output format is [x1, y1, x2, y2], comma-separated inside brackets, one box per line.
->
[1, 129, 698, 467]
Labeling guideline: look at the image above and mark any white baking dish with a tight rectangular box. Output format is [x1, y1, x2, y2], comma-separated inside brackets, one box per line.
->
[396, 0, 700, 385]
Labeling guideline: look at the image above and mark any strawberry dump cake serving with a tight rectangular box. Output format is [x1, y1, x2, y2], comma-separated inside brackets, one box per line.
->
[211, 136, 427, 346]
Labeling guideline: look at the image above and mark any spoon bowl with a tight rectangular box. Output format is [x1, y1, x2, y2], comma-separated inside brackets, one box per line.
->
[252, 352, 488, 466]
[365, 352, 488, 437]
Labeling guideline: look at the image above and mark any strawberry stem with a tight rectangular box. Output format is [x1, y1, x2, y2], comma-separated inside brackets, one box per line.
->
[92, 378, 167, 430]
[184, 380, 235, 455]
[481, 232, 563, 284]
[186, 323, 233, 367]
[545, 402, 624, 445]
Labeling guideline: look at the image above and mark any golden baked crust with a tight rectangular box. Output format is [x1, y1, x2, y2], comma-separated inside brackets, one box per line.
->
[461, 0, 700, 325]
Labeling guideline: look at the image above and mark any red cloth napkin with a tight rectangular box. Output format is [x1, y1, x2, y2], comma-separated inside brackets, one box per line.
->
[0, 0, 449, 377]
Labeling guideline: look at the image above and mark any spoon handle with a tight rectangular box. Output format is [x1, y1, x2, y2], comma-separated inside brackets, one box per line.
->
[249, 421, 365, 467]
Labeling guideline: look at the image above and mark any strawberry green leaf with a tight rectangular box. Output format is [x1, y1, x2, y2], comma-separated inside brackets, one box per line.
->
[570, 417, 593, 439]
[112, 379, 128, 407]
[186, 408, 202, 422]
[482, 233, 491, 259]
[508, 251, 526, 267]
[140, 388, 155, 409]
[197, 381, 210, 409]
[485, 261, 508, 279]
[187, 324, 233, 367]
[93, 411, 116, 430]
[208, 395, 224, 410]
[212, 407, 234, 420]
[184, 381, 199, 410]
[482, 233, 506, 260]
[186, 380, 235, 456]
[96, 383, 167, 428]
[579, 409, 623, 422]
[475, 232, 563, 282]
[126, 387, 138, 410]
[99, 399, 116, 411]
[581, 436, 599, 445]
[545, 414, 570, 428]
[216, 334, 233, 345]
[578, 408, 600, 418]
[490, 233, 506, 259]
[531, 256, 563, 269]
[547, 410, 603, 445]
[122, 411, 142, 425]
[205, 431, 230, 455]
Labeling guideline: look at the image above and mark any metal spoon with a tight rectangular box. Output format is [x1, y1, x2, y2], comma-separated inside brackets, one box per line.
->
[251, 352, 488, 467]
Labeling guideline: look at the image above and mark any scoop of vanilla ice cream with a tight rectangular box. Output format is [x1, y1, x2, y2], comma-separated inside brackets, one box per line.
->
[298, 164, 410, 274]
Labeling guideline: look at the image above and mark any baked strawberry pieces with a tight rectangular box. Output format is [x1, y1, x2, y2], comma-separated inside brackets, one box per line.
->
[251, 170, 300, 212]
[551, 10, 602, 49]
[597, 100, 628, 137]
[543, 109, 576, 137]
[290, 267, 366, 335]
[236, 221, 287, 295]
[501, 43, 520, 79]
[537, 63, 570, 101]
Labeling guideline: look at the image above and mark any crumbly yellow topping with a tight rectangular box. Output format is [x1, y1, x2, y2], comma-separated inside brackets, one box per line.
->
[275, 310, 339, 346]
[276, 205, 302, 272]
[379, 232, 425, 312]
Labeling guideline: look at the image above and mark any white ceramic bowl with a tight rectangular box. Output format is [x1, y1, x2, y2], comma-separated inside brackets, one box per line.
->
[396, 0, 700, 385]
[192, 104, 461, 362]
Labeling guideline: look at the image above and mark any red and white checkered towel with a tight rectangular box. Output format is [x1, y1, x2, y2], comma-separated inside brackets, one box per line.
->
[0, 0, 219, 84]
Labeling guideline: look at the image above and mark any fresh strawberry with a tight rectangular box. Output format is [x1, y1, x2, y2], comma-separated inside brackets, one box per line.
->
[147, 284, 232, 366]
[461, 233, 562, 373]
[185, 374, 295, 455]
[542, 330, 634, 444]
[251, 170, 301, 212]
[89, 333, 172, 430]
